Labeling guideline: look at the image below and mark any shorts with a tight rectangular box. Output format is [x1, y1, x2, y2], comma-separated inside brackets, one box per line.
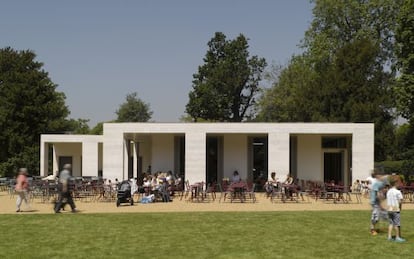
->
[388, 211, 401, 227]
[371, 204, 387, 224]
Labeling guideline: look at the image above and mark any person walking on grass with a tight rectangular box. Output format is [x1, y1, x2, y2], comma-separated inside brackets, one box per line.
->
[369, 172, 388, 235]
[15, 168, 30, 212]
[386, 178, 405, 242]
[54, 164, 78, 213]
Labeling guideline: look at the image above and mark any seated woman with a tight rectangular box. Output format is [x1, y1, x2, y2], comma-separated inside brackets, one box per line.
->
[269, 172, 279, 185]
[265, 172, 279, 196]
[231, 170, 241, 183]
[283, 174, 294, 198]
[284, 174, 294, 185]
[143, 176, 152, 187]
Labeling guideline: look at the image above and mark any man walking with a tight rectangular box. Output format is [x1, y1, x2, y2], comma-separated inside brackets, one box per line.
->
[54, 164, 78, 213]
[15, 168, 30, 212]
[369, 172, 388, 235]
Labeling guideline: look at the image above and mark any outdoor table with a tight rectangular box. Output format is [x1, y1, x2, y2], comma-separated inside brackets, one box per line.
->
[281, 184, 300, 202]
[228, 182, 247, 203]
[332, 185, 347, 203]
[190, 182, 203, 202]
[401, 186, 414, 203]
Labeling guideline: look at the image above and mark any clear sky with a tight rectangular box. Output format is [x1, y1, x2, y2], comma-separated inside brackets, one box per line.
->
[1, 0, 313, 126]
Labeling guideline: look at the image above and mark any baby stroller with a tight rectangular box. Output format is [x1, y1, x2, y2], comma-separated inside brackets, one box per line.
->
[116, 180, 134, 207]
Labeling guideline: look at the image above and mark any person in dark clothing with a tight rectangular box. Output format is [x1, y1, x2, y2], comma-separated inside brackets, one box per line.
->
[54, 164, 78, 213]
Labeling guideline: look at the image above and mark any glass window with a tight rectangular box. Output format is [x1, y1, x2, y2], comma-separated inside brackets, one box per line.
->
[322, 137, 347, 148]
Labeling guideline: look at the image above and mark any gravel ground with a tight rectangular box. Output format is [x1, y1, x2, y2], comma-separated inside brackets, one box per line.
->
[3, 191, 414, 214]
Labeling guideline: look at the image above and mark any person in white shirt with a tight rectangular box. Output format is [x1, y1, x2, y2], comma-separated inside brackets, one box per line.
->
[386, 177, 405, 242]
[231, 171, 241, 183]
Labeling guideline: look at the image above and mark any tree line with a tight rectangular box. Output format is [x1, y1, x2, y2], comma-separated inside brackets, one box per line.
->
[187, 0, 414, 170]
[0, 47, 152, 176]
[1, 0, 414, 176]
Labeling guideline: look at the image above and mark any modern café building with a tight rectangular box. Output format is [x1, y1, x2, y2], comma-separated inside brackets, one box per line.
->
[40, 122, 374, 187]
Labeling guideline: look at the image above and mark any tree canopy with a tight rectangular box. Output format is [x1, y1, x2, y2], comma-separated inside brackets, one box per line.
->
[0, 47, 71, 176]
[394, 0, 414, 122]
[186, 32, 267, 122]
[258, 0, 401, 161]
[116, 92, 153, 122]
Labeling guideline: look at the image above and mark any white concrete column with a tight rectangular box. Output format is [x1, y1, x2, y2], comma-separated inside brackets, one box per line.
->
[133, 142, 139, 178]
[352, 126, 374, 182]
[52, 144, 58, 175]
[185, 132, 206, 184]
[123, 139, 130, 181]
[40, 142, 48, 176]
[82, 141, 98, 177]
[268, 132, 290, 180]
[103, 129, 124, 181]
[223, 134, 248, 179]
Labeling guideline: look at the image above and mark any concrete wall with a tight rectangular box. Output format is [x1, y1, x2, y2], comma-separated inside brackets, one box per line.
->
[98, 143, 103, 172]
[268, 132, 290, 182]
[103, 126, 124, 181]
[40, 135, 103, 177]
[151, 134, 175, 173]
[296, 135, 322, 181]
[42, 123, 374, 184]
[82, 140, 99, 176]
[352, 127, 375, 182]
[139, 136, 152, 174]
[223, 134, 248, 180]
[185, 131, 206, 185]
[53, 143, 82, 177]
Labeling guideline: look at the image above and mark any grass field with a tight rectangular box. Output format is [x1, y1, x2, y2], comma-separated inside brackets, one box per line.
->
[1, 211, 412, 259]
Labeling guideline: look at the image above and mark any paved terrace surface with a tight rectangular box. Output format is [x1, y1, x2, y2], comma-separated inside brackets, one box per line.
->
[2, 191, 414, 214]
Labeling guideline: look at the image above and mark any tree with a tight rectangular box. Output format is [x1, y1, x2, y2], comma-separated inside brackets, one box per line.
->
[116, 92, 152, 122]
[186, 32, 267, 122]
[90, 122, 104, 135]
[258, 0, 401, 161]
[66, 118, 91, 134]
[258, 56, 318, 122]
[0, 47, 70, 176]
[394, 0, 414, 121]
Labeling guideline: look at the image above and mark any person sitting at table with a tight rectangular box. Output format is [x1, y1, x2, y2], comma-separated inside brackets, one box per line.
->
[151, 174, 159, 189]
[284, 174, 293, 185]
[166, 171, 175, 184]
[265, 172, 278, 197]
[283, 174, 294, 198]
[268, 172, 278, 185]
[293, 177, 301, 190]
[143, 176, 151, 187]
[231, 170, 241, 183]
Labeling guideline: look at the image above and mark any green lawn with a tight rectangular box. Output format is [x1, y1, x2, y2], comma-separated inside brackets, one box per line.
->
[0, 211, 412, 259]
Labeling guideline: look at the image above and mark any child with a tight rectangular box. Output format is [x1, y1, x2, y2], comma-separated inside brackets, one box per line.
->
[386, 177, 405, 242]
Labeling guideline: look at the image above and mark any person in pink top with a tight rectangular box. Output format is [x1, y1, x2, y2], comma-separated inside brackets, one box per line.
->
[15, 168, 30, 212]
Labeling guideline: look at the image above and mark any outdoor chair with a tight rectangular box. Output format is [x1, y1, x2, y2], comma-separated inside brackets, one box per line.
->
[218, 181, 232, 203]
[321, 183, 336, 203]
[202, 182, 216, 202]
[171, 179, 184, 199]
[181, 180, 191, 200]
[244, 182, 256, 203]
[296, 180, 310, 202]
[0, 177, 8, 192]
[349, 185, 362, 203]
[270, 183, 285, 203]
[29, 185, 46, 203]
